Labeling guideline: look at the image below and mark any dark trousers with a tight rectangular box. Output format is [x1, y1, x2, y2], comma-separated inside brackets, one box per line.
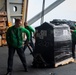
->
[7, 46, 27, 72]
[23, 39, 35, 52]
[72, 41, 76, 58]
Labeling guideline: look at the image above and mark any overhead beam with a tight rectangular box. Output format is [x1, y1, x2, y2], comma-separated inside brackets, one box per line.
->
[28, 0, 65, 25]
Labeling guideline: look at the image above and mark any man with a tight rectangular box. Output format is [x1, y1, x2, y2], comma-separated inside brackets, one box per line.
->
[6, 19, 30, 75]
[71, 25, 76, 59]
[23, 22, 35, 53]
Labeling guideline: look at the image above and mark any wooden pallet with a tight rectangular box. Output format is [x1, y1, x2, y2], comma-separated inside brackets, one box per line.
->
[55, 57, 74, 67]
[73, 60, 76, 63]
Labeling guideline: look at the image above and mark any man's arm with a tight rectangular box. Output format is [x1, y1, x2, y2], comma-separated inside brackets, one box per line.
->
[6, 28, 11, 46]
[22, 27, 30, 41]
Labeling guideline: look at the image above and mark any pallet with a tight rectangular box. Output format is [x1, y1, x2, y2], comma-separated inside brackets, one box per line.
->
[55, 57, 74, 67]
[73, 60, 76, 63]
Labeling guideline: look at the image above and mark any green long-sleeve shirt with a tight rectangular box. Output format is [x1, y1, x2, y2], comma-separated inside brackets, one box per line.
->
[25, 25, 35, 38]
[72, 30, 76, 41]
[6, 26, 30, 48]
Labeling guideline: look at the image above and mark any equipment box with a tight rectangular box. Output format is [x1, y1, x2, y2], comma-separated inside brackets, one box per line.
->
[33, 22, 74, 67]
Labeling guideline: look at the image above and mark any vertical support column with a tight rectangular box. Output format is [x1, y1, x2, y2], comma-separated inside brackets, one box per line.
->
[25, 0, 29, 22]
[6, 0, 26, 26]
[6, 0, 12, 27]
[22, 0, 28, 25]
[41, 0, 45, 25]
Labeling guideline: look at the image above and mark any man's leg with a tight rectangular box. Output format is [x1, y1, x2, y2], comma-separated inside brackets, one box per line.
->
[23, 41, 27, 52]
[23, 45, 27, 52]
[29, 39, 35, 51]
[72, 41, 75, 58]
[16, 47, 28, 72]
[6, 46, 15, 74]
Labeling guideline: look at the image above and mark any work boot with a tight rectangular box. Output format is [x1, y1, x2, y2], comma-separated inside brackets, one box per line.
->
[24, 67, 28, 72]
[5, 72, 12, 75]
[49, 72, 56, 75]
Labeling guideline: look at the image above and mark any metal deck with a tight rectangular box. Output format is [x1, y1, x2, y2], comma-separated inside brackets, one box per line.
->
[0, 46, 76, 75]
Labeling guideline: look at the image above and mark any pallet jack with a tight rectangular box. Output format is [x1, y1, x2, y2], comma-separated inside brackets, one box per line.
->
[27, 44, 47, 68]
[27, 44, 55, 75]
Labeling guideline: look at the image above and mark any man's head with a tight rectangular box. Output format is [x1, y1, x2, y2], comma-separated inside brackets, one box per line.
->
[24, 22, 28, 27]
[15, 19, 22, 27]
[74, 22, 76, 29]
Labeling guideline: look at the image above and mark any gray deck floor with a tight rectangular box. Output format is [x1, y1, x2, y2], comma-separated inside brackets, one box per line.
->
[0, 46, 76, 75]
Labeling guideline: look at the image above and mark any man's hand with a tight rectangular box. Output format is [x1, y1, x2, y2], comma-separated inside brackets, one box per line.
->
[70, 29, 74, 32]
[24, 40, 29, 46]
